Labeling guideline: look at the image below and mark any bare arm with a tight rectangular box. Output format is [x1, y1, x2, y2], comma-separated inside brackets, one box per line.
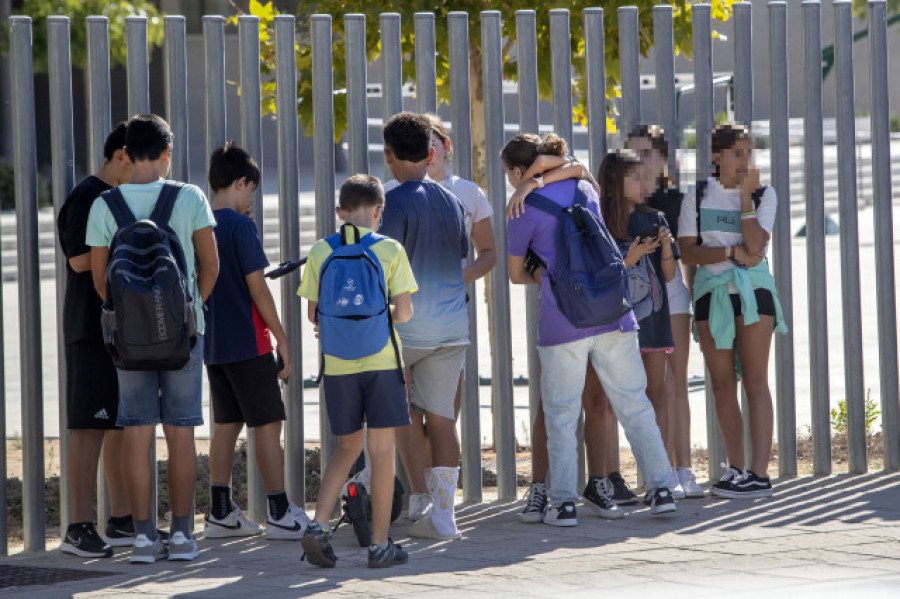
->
[192, 226, 219, 302]
[508, 162, 598, 218]
[307, 300, 318, 325]
[508, 254, 541, 285]
[91, 247, 109, 301]
[522, 154, 570, 180]
[678, 236, 729, 266]
[69, 252, 92, 273]
[659, 228, 676, 282]
[391, 291, 413, 323]
[462, 218, 498, 283]
[246, 269, 291, 380]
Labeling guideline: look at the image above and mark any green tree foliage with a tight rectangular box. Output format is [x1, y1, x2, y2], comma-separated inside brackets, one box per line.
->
[2, 0, 163, 73]
[851, 0, 900, 18]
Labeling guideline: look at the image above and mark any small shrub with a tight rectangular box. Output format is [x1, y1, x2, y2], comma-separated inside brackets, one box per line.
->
[831, 389, 881, 435]
[890, 114, 900, 133]
[0, 159, 52, 211]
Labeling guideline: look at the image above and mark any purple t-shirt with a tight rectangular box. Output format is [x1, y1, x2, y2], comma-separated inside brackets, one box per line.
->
[507, 179, 638, 347]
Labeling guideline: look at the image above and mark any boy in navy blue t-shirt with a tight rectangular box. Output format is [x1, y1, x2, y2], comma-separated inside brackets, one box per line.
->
[203, 143, 309, 539]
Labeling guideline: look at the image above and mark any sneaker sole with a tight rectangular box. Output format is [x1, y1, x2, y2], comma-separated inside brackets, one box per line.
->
[266, 525, 306, 541]
[168, 549, 199, 561]
[710, 488, 773, 499]
[650, 503, 678, 515]
[409, 516, 461, 540]
[580, 501, 625, 520]
[682, 489, 706, 499]
[368, 556, 408, 569]
[59, 543, 113, 558]
[612, 497, 639, 506]
[103, 536, 135, 548]
[203, 523, 263, 539]
[130, 553, 165, 564]
[542, 518, 578, 527]
[518, 512, 545, 524]
[301, 536, 336, 568]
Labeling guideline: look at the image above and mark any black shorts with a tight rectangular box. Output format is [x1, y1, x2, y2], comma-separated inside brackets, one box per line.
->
[206, 353, 285, 427]
[322, 370, 410, 436]
[66, 341, 120, 430]
[694, 288, 776, 322]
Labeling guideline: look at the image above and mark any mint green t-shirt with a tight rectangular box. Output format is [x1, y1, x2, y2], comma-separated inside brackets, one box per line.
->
[85, 179, 217, 333]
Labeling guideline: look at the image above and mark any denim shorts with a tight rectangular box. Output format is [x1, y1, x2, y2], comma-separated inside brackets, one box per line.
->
[115, 335, 205, 427]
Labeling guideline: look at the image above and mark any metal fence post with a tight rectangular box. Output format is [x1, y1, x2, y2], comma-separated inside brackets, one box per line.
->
[414, 13, 437, 114]
[126, 17, 150, 115]
[449, 10, 482, 503]
[768, 1, 797, 478]
[274, 14, 305, 506]
[516, 9, 543, 481]
[238, 14, 268, 520]
[204, 16, 227, 202]
[10, 16, 45, 552]
[802, 0, 832, 476]
[618, 6, 640, 136]
[344, 14, 369, 175]
[549, 10, 573, 149]
[481, 10, 516, 501]
[867, 0, 900, 470]
[653, 5, 676, 186]
[380, 13, 402, 181]
[48, 15, 75, 534]
[834, 0, 867, 474]
[164, 17, 190, 183]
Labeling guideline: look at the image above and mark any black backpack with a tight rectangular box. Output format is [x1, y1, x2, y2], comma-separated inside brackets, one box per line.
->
[524, 186, 632, 328]
[695, 180, 767, 245]
[99, 182, 198, 371]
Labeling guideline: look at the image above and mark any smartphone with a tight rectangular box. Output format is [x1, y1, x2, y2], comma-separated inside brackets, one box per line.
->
[637, 225, 660, 242]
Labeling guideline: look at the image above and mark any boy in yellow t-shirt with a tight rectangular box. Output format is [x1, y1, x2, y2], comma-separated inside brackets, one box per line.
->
[297, 174, 417, 569]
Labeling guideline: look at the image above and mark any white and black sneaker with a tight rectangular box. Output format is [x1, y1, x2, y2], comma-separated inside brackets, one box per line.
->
[267, 503, 310, 540]
[709, 465, 745, 498]
[542, 501, 578, 527]
[581, 477, 624, 520]
[519, 482, 548, 523]
[647, 487, 677, 515]
[60, 522, 113, 558]
[204, 506, 264, 538]
[711, 470, 773, 499]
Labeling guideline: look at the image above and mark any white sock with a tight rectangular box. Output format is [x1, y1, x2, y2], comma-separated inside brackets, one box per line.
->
[428, 466, 459, 536]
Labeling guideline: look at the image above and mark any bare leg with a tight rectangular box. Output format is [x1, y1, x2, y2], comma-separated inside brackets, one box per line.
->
[530, 403, 549, 481]
[367, 427, 396, 546]
[641, 351, 670, 452]
[122, 425, 155, 522]
[425, 412, 460, 468]
[735, 315, 775, 476]
[102, 429, 129, 518]
[396, 409, 428, 494]
[208, 422, 243, 485]
[68, 429, 105, 523]
[253, 421, 286, 492]
[666, 314, 693, 468]
[162, 425, 197, 520]
[697, 321, 743, 469]
[313, 430, 364, 524]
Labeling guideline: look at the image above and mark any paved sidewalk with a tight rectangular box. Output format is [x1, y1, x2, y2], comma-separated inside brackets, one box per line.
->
[1, 471, 898, 598]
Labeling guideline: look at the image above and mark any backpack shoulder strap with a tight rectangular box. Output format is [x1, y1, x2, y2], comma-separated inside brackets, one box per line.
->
[323, 231, 342, 251]
[523, 192, 565, 217]
[752, 185, 767, 209]
[695, 180, 708, 246]
[149, 181, 184, 228]
[101, 188, 137, 229]
[359, 231, 388, 251]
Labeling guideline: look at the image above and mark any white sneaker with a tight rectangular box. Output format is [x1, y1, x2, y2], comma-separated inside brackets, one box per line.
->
[266, 503, 310, 540]
[204, 506, 264, 538]
[667, 470, 686, 500]
[542, 502, 578, 527]
[408, 492, 433, 522]
[677, 467, 705, 498]
[167, 531, 199, 561]
[130, 533, 167, 564]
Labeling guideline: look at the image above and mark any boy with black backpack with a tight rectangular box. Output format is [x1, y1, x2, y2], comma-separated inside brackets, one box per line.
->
[86, 114, 219, 564]
[298, 174, 416, 569]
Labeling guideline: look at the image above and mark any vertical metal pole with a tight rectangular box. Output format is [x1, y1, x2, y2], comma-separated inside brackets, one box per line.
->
[833, 0, 867, 474]
[618, 6, 641, 136]
[126, 17, 150, 115]
[585, 8, 607, 177]
[516, 9, 543, 481]
[274, 15, 305, 505]
[868, 0, 900, 470]
[204, 16, 227, 202]
[733, 1, 755, 468]
[10, 16, 45, 552]
[380, 13, 402, 181]
[164, 17, 190, 183]
[481, 10, 516, 501]
[549, 10, 573, 149]
[768, 1, 797, 478]
[312, 15, 338, 465]
[653, 5, 676, 186]
[345, 14, 369, 175]
[238, 14, 268, 519]
[414, 13, 437, 114]
[86, 14, 114, 524]
[802, 0, 832, 476]
[48, 15, 75, 533]
[693, 4, 725, 480]
[449, 11, 482, 503]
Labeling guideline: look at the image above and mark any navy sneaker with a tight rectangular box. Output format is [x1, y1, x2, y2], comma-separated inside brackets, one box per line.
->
[542, 501, 578, 527]
[301, 522, 337, 568]
[367, 538, 408, 568]
[60, 523, 113, 558]
[709, 465, 745, 498]
[606, 471, 638, 505]
[647, 487, 677, 515]
[712, 470, 773, 499]
[582, 477, 624, 520]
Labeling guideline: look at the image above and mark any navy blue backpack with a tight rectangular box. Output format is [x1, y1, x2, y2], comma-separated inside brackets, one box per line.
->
[524, 186, 632, 328]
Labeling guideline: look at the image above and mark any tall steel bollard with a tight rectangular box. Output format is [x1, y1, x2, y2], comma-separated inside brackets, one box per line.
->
[802, 0, 832, 476]
[768, 1, 797, 477]
[414, 13, 437, 114]
[48, 15, 76, 533]
[867, 0, 900, 471]
[618, 6, 641, 135]
[164, 17, 190, 183]
[481, 10, 517, 501]
[380, 13, 402, 181]
[204, 16, 227, 203]
[834, 0, 867, 474]
[449, 11, 483, 503]
[274, 15, 306, 505]
[10, 16, 46, 552]
[549, 10, 574, 149]
[125, 17, 150, 115]
[653, 5, 676, 186]
[344, 14, 369, 176]
[86, 17, 112, 173]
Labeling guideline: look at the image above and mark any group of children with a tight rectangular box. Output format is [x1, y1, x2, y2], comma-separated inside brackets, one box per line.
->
[56, 108, 783, 569]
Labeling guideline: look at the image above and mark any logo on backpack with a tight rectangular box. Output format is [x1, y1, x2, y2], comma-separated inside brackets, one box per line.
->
[100, 182, 198, 371]
[316, 224, 402, 377]
[524, 185, 632, 328]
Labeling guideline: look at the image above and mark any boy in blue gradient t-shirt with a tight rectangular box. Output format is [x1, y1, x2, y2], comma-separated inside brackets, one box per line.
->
[379, 112, 468, 541]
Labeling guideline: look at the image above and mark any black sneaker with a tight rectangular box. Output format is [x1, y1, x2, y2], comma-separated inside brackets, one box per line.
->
[581, 477, 624, 520]
[712, 470, 773, 499]
[646, 487, 677, 515]
[60, 523, 113, 558]
[367, 538, 408, 569]
[709, 465, 745, 498]
[542, 501, 578, 527]
[300, 522, 337, 568]
[518, 482, 548, 523]
[105, 518, 170, 547]
[606, 472, 638, 505]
